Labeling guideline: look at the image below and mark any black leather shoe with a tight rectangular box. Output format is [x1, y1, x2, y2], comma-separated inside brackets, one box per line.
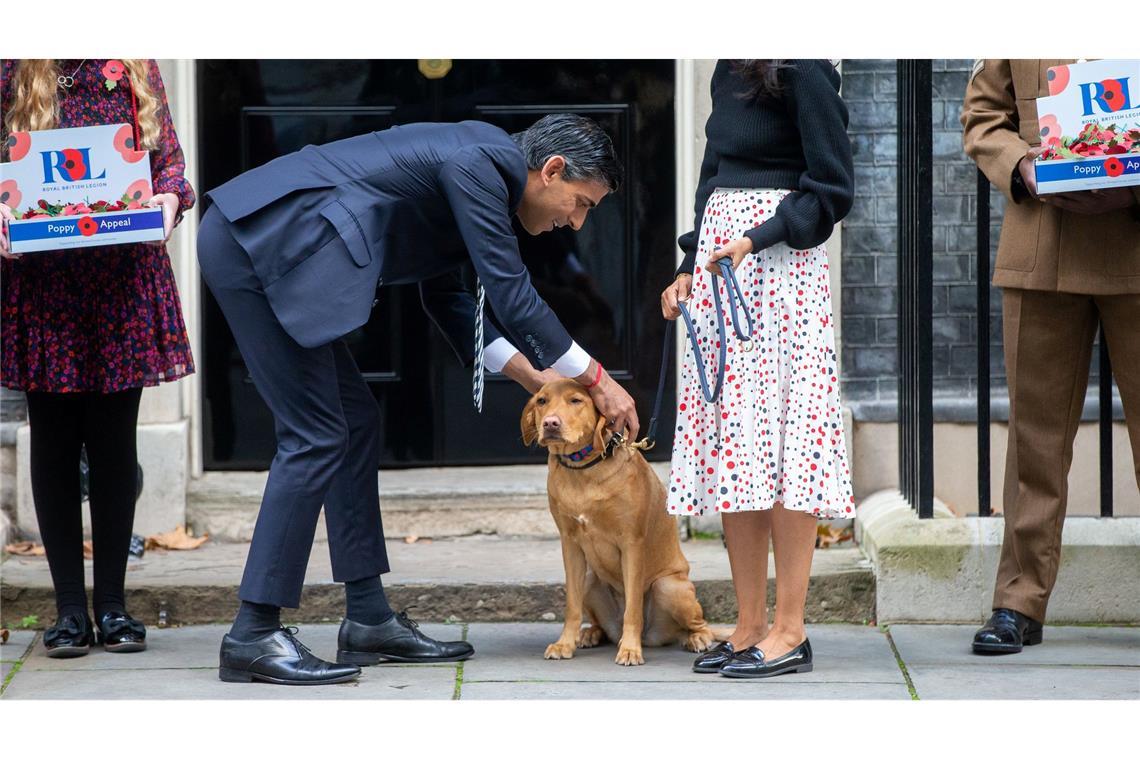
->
[219, 626, 360, 685]
[692, 641, 735, 673]
[337, 609, 474, 665]
[718, 639, 813, 678]
[95, 611, 147, 653]
[972, 608, 1043, 655]
[43, 613, 93, 659]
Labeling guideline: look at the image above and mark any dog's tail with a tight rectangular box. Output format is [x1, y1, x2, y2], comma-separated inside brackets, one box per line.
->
[707, 626, 736, 641]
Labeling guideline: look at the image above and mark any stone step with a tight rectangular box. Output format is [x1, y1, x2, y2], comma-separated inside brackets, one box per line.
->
[0, 536, 875, 627]
[188, 464, 679, 542]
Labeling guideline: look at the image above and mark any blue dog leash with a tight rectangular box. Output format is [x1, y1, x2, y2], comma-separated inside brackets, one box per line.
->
[642, 257, 754, 449]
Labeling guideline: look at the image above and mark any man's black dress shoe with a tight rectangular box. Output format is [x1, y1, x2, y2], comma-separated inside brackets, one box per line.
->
[718, 639, 814, 679]
[43, 613, 93, 659]
[972, 608, 1043, 655]
[219, 626, 360, 685]
[692, 641, 735, 673]
[337, 610, 475, 665]
[95, 611, 147, 653]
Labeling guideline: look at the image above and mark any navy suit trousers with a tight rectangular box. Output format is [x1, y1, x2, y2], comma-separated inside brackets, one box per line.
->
[197, 207, 390, 608]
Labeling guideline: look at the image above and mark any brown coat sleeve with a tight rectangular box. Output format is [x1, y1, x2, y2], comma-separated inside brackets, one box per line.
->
[960, 60, 1029, 203]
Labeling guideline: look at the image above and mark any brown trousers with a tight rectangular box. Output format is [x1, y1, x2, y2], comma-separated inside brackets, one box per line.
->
[996, 289, 1140, 621]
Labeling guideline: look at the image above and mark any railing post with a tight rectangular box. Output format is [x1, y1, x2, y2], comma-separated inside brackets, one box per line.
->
[896, 60, 934, 519]
[976, 170, 992, 517]
[1099, 326, 1115, 517]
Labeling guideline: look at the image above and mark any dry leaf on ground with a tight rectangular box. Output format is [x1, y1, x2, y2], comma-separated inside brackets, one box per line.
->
[816, 523, 854, 549]
[4, 541, 45, 556]
[1, 628, 9, 644]
[145, 525, 209, 551]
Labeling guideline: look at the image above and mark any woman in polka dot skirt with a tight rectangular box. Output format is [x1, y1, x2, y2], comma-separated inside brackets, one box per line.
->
[660, 60, 854, 678]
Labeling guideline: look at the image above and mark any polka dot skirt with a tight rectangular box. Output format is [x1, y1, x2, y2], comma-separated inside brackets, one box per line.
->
[666, 189, 856, 520]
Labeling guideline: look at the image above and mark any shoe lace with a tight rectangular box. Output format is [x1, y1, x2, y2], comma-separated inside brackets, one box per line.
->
[280, 625, 314, 656]
[396, 607, 421, 631]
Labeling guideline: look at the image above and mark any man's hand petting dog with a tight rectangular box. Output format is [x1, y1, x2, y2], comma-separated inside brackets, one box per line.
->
[575, 358, 639, 442]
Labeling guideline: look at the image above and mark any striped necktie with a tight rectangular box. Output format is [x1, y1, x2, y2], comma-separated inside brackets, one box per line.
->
[472, 279, 485, 412]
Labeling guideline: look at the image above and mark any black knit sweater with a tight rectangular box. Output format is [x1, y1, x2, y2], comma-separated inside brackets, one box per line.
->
[676, 59, 855, 277]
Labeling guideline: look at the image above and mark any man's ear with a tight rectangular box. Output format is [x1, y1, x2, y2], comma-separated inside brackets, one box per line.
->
[541, 155, 566, 184]
[592, 410, 609, 454]
[520, 395, 539, 447]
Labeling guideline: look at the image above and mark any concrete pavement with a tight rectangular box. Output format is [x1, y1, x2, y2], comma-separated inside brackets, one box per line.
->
[2, 622, 1136, 700]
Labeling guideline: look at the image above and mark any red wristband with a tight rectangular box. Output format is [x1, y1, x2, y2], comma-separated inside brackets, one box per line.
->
[583, 361, 603, 389]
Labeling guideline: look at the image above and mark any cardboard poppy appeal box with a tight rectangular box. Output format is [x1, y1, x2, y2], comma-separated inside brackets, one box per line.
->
[1033, 59, 1140, 194]
[0, 123, 163, 253]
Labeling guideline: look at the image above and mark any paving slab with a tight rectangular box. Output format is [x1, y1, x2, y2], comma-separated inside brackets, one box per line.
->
[902, 664, 1139, 700]
[462, 623, 905, 685]
[1, 629, 36, 656]
[889, 624, 1140, 668]
[459, 681, 911, 700]
[17, 622, 463, 672]
[2, 663, 458, 700]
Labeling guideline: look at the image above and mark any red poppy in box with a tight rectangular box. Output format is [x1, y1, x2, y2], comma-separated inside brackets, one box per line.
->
[1105, 157, 1125, 177]
[5, 131, 31, 161]
[124, 179, 152, 204]
[61, 148, 88, 181]
[77, 216, 98, 237]
[0, 180, 21, 210]
[113, 124, 146, 163]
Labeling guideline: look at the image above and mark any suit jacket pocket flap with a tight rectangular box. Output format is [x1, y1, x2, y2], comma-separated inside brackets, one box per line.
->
[319, 200, 372, 267]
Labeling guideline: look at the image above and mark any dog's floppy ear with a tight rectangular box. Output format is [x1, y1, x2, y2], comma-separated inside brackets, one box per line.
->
[592, 408, 609, 455]
[520, 395, 540, 447]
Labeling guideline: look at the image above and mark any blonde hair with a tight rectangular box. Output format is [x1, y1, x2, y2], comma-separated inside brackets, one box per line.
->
[4, 59, 162, 151]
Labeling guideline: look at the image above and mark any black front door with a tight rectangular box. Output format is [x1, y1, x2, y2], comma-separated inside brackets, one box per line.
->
[197, 60, 676, 469]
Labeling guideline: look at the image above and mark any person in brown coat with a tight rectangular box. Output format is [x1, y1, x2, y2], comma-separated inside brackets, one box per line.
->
[961, 59, 1140, 654]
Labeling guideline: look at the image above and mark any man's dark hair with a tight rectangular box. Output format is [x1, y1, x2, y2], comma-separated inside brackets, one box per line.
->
[511, 114, 623, 193]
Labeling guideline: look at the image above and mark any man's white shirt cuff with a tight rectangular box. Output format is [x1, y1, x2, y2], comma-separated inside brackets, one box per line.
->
[483, 338, 519, 373]
[552, 341, 591, 378]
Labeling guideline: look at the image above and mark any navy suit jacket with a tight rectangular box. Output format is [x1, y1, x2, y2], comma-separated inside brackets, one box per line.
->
[206, 121, 569, 367]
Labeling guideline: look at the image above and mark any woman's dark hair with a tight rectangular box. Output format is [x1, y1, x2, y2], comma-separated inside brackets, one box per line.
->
[731, 59, 793, 100]
[511, 113, 623, 193]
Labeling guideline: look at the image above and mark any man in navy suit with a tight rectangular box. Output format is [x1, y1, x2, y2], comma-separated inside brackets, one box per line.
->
[198, 115, 638, 685]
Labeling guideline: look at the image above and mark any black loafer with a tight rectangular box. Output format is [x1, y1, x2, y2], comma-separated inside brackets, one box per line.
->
[718, 639, 814, 679]
[219, 626, 360, 685]
[693, 641, 735, 673]
[43, 613, 93, 659]
[336, 609, 474, 665]
[972, 608, 1043, 655]
[95, 611, 147, 653]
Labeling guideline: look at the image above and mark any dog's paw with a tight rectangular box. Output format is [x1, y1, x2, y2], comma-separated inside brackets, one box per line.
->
[684, 629, 716, 653]
[615, 644, 645, 666]
[544, 640, 576, 660]
[577, 626, 605, 649]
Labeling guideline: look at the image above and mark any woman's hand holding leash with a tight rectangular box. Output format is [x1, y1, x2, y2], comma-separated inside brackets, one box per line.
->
[661, 272, 692, 320]
[704, 236, 752, 273]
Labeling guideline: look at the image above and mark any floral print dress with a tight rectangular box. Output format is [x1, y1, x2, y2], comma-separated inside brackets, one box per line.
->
[1, 59, 195, 393]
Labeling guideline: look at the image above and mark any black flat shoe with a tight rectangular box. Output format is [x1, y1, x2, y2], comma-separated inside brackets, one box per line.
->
[43, 613, 93, 659]
[95, 611, 147, 653]
[718, 639, 814, 679]
[219, 626, 360, 685]
[692, 641, 735, 673]
[336, 609, 474, 665]
[972, 608, 1043, 655]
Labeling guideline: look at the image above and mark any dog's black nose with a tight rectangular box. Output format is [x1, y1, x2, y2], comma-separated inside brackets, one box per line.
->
[542, 416, 561, 431]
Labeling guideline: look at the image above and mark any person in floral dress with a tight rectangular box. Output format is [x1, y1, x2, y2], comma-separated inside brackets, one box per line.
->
[1, 59, 195, 657]
[660, 60, 854, 678]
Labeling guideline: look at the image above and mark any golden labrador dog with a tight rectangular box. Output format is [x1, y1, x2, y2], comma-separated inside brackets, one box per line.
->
[521, 379, 723, 666]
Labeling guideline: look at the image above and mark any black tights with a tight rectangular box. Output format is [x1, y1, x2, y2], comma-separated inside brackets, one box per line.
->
[26, 389, 142, 621]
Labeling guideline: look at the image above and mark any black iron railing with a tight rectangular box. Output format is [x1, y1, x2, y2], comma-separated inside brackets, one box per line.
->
[896, 59, 934, 519]
[897, 56, 1117, 519]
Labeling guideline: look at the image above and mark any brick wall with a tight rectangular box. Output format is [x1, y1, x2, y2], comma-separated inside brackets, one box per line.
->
[841, 59, 1010, 418]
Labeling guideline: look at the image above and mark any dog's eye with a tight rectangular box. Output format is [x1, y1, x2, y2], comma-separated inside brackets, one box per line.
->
[536, 397, 547, 406]
[570, 397, 584, 405]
